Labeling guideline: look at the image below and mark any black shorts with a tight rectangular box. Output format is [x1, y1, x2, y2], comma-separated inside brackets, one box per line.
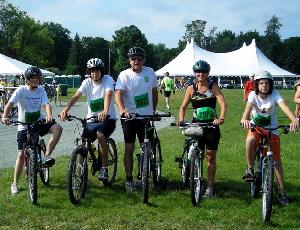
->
[164, 91, 171, 97]
[85, 119, 116, 140]
[197, 126, 221, 150]
[121, 119, 153, 143]
[16, 120, 56, 151]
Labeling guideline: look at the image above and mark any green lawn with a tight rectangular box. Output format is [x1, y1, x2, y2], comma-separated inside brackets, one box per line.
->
[1, 89, 299, 229]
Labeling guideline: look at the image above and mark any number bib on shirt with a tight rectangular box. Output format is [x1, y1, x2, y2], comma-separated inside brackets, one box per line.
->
[253, 114, 271, 126]
[134, 93, 149, 108]
[25, 111, 40, 123]
[193, 107, 216, 121]
[89, 98, 104, 112]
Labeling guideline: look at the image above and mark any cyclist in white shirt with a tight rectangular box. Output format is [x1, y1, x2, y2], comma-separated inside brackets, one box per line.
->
[1, 66, 63, 195]
[60, 58, 116, 180]
[115, 47, 158, 191]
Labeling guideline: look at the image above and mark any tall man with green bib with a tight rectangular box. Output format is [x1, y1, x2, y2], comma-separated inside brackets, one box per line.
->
[115, 47, 158, 192]
[160, 72, 175, 110]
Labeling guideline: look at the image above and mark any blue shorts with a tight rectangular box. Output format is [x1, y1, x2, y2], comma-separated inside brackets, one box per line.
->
[85, 119, 116, 140]
[16, 120, 56, 151]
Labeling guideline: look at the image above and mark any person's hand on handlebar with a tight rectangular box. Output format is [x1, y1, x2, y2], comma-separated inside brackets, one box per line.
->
[289, 118, 299, 133]
[45, 114, 53, 123]
[1, 116, 9, 125]
[240, 119, 252, 129]
[59, 110, 69, 121]
[98, 111, 108, 122]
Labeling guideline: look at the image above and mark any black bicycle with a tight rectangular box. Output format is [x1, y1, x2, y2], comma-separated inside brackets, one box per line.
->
[0, 89, 18, 118]
[8, 119, 51, 205]
[247, 124, 290, 223]
[172, 122, 216, 206]
[123, 112, 171, 203]
[64, 115, 118, 205]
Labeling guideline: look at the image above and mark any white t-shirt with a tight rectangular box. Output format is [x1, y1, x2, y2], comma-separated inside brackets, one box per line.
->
[248, 90, 283, 129]
[78, 75, 116, 120]
[9, 85, 49, 131]
[115, 66, 157, 115]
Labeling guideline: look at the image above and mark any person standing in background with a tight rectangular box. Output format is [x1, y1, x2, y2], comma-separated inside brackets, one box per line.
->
[160, 72, 175, 110]
[243, 74, 255, 102]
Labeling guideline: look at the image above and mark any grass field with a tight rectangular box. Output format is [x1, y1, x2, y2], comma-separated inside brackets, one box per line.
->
[0, 89, 299, 229]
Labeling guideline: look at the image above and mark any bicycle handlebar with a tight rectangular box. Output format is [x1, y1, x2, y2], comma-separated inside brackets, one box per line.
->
[58, 114, 109, 124]
[9, 118, 52, 126]
[121, 112, 171, 121]
[171, 122, 216, 128]
[250, 124, 290, 134]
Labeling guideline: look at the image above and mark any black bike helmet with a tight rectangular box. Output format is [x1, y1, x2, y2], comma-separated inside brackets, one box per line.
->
[24, 66, 42, 80]
[192, 60, 210, 73]
[127, 47, 146, 58]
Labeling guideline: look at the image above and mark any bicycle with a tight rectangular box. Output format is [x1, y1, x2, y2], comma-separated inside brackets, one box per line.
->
[64, 114, 118, 205]
[123, 112, 171, 203]
[172, 122, 216, 206]
[0, 89, 18, 118]
[247, 124, 290, 223]
[8, 119, 51, 205]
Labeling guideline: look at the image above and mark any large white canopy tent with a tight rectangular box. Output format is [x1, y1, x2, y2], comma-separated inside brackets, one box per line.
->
[0, 53, 54, 76]
[155, 39, 297, 88]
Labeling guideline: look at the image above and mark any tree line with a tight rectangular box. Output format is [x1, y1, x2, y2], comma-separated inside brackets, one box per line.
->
[1, 0, 299, 79]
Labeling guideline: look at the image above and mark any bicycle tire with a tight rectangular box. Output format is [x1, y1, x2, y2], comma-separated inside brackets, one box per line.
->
[26, 147, 38, 205]
[262, 156, 274, 223]
[152, 138, 162, 186]
[181, 144, 190, 187]
[190, 151, 202, 206]
[39, 142, 50, 185]
[67, 147, 88, 205]
[142, 144, 150, 204]
[102, 138, 118, 186]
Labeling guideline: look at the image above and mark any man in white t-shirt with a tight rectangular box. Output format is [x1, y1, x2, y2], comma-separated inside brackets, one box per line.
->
[1, 66, 63, 195]
[60, 58, 116, 181]
[240, 70, 298, 206]
[115, 47, 158, 191]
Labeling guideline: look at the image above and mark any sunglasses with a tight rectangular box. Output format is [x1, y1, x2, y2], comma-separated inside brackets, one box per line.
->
[130, 57, 143, 62]
[195, 70, 208, 74]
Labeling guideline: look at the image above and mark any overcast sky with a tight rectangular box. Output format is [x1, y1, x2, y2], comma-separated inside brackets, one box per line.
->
[8, 0, 300, 48]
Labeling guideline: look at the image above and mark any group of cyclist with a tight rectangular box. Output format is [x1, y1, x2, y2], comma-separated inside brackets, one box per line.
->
[1, 46, 299, 206]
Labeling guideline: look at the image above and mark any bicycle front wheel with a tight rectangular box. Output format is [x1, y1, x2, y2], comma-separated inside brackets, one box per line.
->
[262, 156, 274, 223]
[142, 144, 150, 204]
[190, 151, 202, 206]
[26, 147, 38, 205]
[39, 141, 50, 185]
[67, 147, 88, 205]
[181, 145, 190, 187]
[152, 138, 162, 186]
[102, 138, 118, 186]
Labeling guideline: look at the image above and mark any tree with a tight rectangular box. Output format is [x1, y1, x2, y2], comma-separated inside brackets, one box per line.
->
[280, 37, 300, 74]
[110, 25, 149, 73]
[210, 30, 236, 52]
[65, 33, 86, 78]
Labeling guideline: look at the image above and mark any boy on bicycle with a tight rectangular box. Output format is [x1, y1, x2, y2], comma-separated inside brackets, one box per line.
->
[1, 66, 63, 195]
[240, 70, 298, 205]
[59, 58, 116, 180]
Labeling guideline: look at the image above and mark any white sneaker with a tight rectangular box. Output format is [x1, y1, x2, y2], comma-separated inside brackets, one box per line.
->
[125, 181, 134, 192]
[11, 183, 19, 195]
[203, 187, 214, 199]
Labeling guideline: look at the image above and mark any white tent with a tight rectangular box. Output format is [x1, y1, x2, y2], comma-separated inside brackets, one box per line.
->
[0, 53, 54, 76]
[155, 39, 295, 77]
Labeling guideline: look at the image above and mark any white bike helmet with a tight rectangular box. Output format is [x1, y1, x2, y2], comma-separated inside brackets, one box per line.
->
[87, 58, 104, 69]
[254, 70, 272, 81]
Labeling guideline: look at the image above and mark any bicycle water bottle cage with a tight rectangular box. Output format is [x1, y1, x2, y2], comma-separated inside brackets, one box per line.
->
[182, 126, 204, 137]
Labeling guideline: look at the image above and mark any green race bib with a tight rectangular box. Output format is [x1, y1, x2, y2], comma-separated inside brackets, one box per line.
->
[134, 93, 149, 108]
[89, 98, 104, 112]
[193, 107, 216, 121]
[253, 114, 271, 126]
[25, 111, 40, 123]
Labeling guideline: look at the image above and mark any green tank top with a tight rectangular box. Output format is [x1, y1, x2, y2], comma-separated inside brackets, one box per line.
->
[163, 77, 174, 91]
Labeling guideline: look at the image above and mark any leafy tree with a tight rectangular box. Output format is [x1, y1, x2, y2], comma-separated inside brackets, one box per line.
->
[65, 33, 86, 78]
[210, 30, 236, 52]
[43, 22, 72, 71]
[111, 25, 149, 73]
[280, 37, 300, 74]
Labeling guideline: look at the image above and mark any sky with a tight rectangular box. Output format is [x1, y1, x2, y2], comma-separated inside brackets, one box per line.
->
[7, 0, 300, 48]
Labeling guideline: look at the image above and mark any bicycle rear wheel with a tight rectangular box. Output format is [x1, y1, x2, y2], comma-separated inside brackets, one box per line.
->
[102, 138, 118, 186]
[26, 147, 38, 205]
[142, 144, 150, 204]
[262, 156, 274, 223]
[152, 138, 162, 186]
[67, 147, 88, 205]
[190, 151, 202, 206]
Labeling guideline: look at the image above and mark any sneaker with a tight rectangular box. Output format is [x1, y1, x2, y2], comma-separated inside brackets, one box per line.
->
[43, 156, 55, 167]
[276, 192, 289, 206]
[242, 167, 254, 182]
[166, 105, 170, 110]
[203, 187, 214, 199]
[98, 168, 108, 181]
[125, 181, 134, 192]
[11, 183, 19, 195]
